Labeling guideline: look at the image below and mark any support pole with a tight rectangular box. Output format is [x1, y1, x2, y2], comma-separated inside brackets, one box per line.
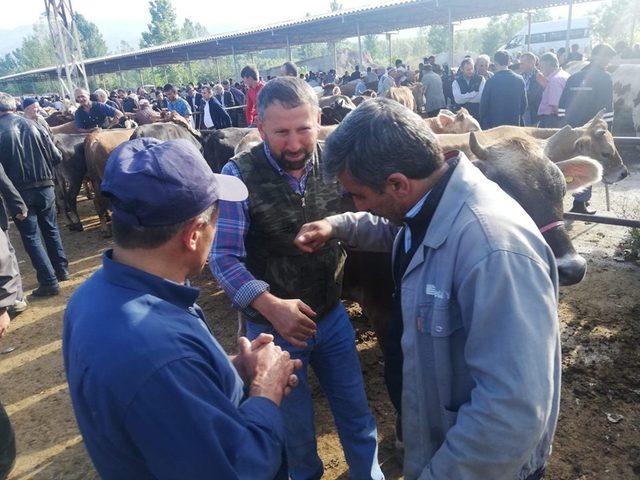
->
[117, 66, 124, 88]
[186, 52, 194, 82]
[216, 58, 221, 83]
[163, 66, 168, 84]
[565, 0, 574, 55]
[332, 41, 338, 71]
[286, 35, 292, 62]
[138, 69, 144, 87]
[449, 9, 454, 66]
[357, 23, 363, 68]
[527, 12, 532, 52]
[386, 33, 392, 66]
[232, 45, 239, 81]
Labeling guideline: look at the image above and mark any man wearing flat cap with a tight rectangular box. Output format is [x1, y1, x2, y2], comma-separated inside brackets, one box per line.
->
[63, 138, 302, 480]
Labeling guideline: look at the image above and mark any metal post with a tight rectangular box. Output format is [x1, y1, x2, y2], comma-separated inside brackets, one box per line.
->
[138, 69, 144, 86]
[286, 35, 292, 62]
[216, 58, 221, 83]
[232, 45, 239, 80]
[527, 12, 532, 52]
[117, 65, 124, 88]
[357, 23, 363, 68]
[565, 0, 574, 55]
[386, 33, 392, 65]
[186, 52, 194, 82]
[332, 41, 338, 71]
[449, 9, 454, 66]
[163, 66, 168, 84]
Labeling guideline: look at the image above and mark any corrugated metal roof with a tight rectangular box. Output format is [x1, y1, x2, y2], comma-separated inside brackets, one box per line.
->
[0, 0, 590, 83]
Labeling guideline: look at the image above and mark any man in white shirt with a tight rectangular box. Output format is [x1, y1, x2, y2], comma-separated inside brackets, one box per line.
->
[197, 85, 232, 130]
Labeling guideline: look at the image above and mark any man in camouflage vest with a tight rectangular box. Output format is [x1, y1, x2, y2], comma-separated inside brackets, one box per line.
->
[210, 77, 383, 480]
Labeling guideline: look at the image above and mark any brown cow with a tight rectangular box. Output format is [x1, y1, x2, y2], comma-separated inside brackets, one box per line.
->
[84, 129, 134, 236]
[425, 108, 480, 134]
[384, 86, 415, 111]
[51, 121, 80, 135]
[438, 111, 628, 184]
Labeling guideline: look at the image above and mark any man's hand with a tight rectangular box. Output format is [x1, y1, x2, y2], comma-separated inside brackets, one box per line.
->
[15, 212, 27, 221]
[0, 309, 10, 339]
[294, 220, 334, 254]
[249, 342, 302, 406]
[231, 333, 275, 383]
[252, 293, 317, 349]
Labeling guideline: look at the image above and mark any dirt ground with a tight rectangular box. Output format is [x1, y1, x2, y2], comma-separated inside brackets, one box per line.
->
[0, 160, 638, 480]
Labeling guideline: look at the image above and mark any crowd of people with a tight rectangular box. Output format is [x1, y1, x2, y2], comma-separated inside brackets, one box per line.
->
[0, 38, 622, 480]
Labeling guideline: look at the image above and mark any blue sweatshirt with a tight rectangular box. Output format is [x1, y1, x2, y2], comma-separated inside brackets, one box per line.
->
[63, 250, 287, 480]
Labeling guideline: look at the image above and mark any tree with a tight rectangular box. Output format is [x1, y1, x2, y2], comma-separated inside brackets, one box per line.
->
[181, 19, 208, 40]
[364, 34, 384, 63]
[12, 21, 56, 71]
[140, 0, 181, 48]
[593, 0, 637, 43]
[75, 13, 108, 59]
[427, 25, 449, 54]
[329, 0, 342, 12]
[481, 10, 552, 55]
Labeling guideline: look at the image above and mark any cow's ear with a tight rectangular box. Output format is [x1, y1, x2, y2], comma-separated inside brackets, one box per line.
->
[556, 157, 603, 193]
[437, 112, 454, 127]
[573, 136, 592, 155]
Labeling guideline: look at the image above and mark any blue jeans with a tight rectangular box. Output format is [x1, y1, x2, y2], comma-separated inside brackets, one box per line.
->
[573, 186, 592, 202]
[246, 303, 383, 480]
[14, 186, 68, 286]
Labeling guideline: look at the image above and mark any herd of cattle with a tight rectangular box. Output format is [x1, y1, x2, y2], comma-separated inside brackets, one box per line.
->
[49, 88, 629, 306]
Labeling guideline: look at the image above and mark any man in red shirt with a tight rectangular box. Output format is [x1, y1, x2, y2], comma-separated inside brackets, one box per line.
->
[241, 65, 265, 127]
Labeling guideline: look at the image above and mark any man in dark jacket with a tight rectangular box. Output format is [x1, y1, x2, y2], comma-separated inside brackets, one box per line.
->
[519, 52, 545, 126]
[223, 80, 245, 127]
[559, 43, 616, 214]
[480, 50, 527, 129]
[197, 85, 232, 130]
[0, 92, 69, 297]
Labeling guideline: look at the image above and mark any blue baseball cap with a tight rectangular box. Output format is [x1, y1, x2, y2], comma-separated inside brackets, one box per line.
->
[22, 97, 38, 109]
[101, 138, 247, 227]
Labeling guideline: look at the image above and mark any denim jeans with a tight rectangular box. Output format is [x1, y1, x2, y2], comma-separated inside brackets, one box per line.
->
[573, 185, 592, 203]
[14, 186, 68, 286]
[246, 303, 383, 480]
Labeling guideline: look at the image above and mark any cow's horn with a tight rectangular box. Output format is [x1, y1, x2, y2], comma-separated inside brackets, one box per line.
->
[469, 131, 488, 160]
[590, 108, 606, 125]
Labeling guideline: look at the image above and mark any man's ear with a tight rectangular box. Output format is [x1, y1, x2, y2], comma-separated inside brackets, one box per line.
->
[385, 173, 411, 195]
[181, 217, 206, 252]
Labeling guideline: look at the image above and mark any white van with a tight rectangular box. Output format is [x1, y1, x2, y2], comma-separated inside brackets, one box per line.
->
[502, 17, 592, 57]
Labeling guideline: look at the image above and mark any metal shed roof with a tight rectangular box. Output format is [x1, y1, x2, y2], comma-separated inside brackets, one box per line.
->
[0, 0, 587, 82]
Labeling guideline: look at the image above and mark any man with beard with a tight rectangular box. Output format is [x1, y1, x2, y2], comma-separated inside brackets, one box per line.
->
[210, 77, 383, 480]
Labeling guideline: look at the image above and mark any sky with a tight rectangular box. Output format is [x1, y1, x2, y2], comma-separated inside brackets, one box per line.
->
[1, 0, 606, 43]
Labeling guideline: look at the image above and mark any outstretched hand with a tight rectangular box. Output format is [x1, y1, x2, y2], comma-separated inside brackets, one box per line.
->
[294, 220, 334, 253]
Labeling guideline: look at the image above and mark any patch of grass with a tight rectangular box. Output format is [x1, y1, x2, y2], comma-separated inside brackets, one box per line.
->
[616, 228, 640, 263]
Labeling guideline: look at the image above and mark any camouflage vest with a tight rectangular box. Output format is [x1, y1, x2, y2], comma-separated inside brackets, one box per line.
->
[233, 142, 346, 324]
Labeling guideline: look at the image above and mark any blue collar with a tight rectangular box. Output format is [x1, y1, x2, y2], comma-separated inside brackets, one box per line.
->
[405, 191, 430, 220]
[102, 249, 200, 310]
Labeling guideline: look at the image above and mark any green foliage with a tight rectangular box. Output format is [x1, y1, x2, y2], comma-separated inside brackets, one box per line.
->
[140, 0, 181, 48]
[481, 10, 552, 56]
[181, 19, 208, 40]
[617, 228, 640, 263]
[427, 25, 449, 54]
[11, 21, 57, 71]
[75, 13, 108, 58]
[329, 0, 342, 12]
[592, 0, 638, 43]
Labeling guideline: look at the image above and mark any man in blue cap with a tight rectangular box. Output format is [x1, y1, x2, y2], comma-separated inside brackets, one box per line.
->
[63, 138, 302, 480]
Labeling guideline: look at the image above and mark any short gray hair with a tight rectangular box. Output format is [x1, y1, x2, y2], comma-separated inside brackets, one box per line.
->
[540, 52, 559, 69]
[257, 77, 319, 121]
[112, 204, 217, 249]
[94, 88, 108, 101]
[0, 92, 16, 112]
[213, 84, 224, 95]
[324, 98, 444, 192]
[476, 54, 490, 64]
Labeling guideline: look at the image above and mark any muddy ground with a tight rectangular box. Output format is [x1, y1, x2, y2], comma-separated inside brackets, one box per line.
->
[0, 162, 638, 480]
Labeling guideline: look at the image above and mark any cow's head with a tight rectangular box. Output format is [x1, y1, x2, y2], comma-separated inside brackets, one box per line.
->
[321, 97, 356, 125]
[470, 132, 602, 285]
[546, 110, 628, 184]
[436, 108, 481, 134]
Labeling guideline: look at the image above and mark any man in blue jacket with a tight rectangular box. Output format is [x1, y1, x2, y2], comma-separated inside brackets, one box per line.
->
[479, 50, 527, 129]
[63, 138, 302, 480]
